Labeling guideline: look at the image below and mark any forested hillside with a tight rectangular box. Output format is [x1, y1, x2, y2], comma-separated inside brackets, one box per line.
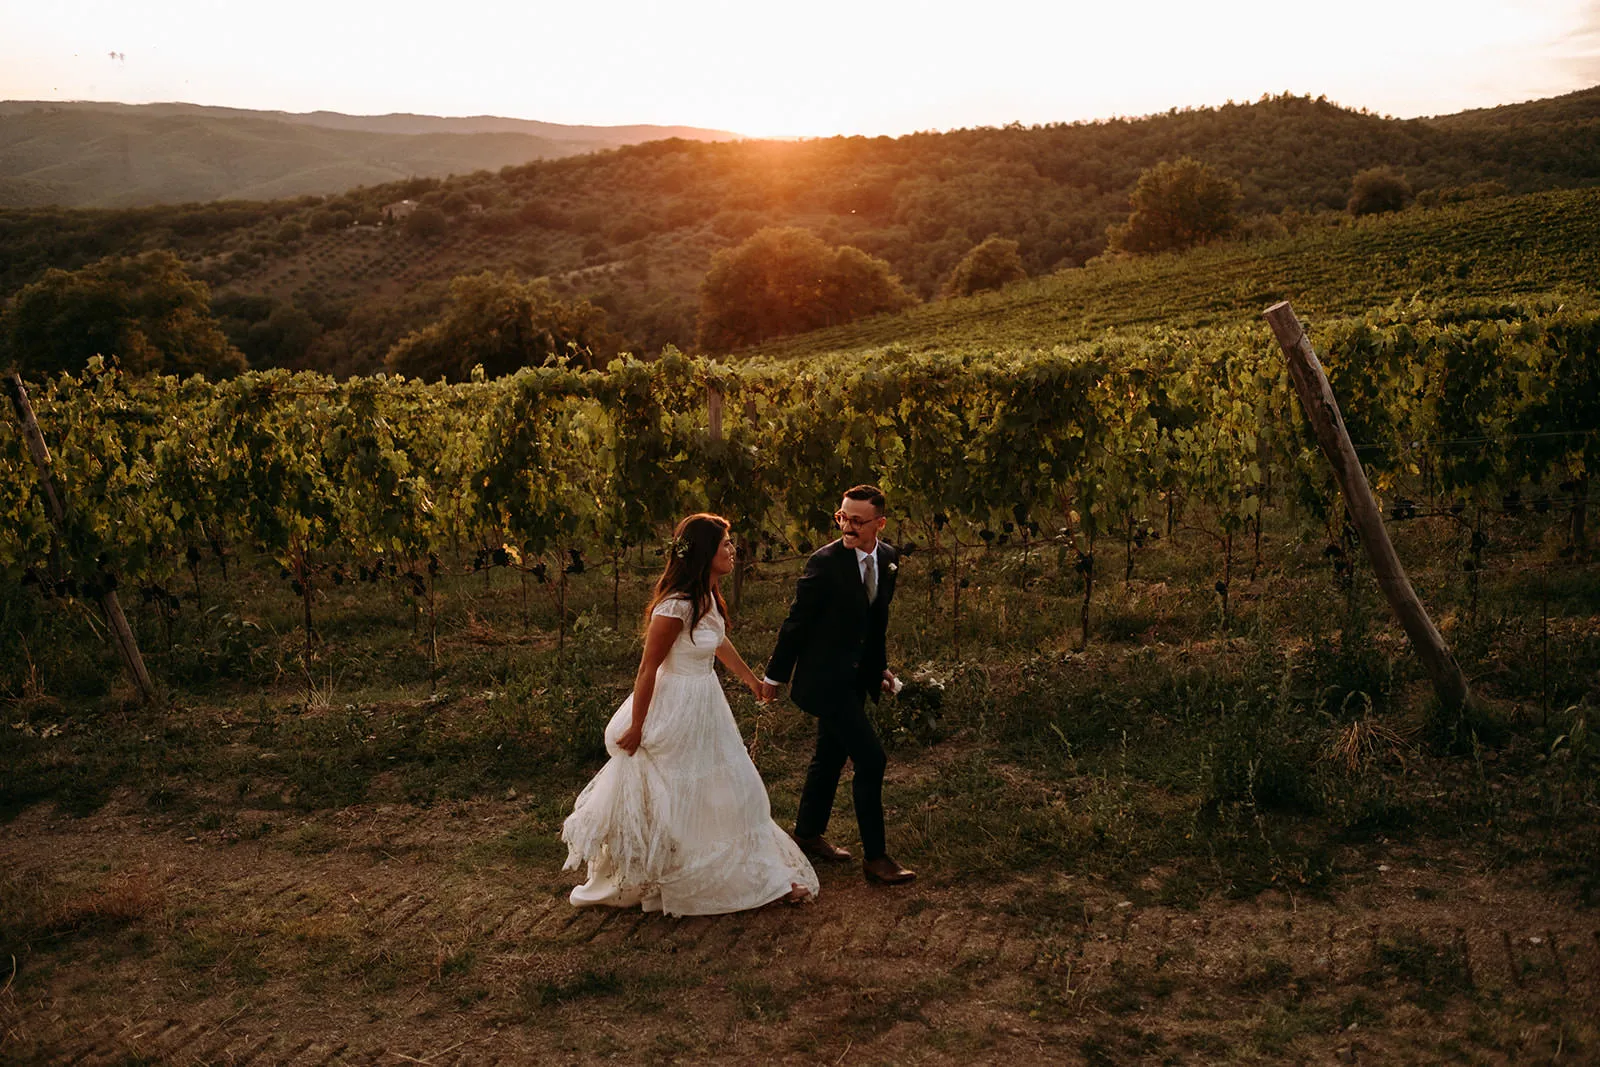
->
[1, 87, 1597, 374]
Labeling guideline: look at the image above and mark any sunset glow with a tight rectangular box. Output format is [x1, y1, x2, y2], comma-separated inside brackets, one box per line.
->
[1, 0, 1596, 136]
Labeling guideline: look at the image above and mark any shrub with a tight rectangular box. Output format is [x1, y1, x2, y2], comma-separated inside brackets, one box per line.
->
[404, 206, 449, 240]
[384, 270, 619, 380]
[1348, 167, 1412, 216]
[1107, 157, 1241, 254]
[1, 251, 245, 378]
[943, 236, 1027, 297]
[696, 227, 916, 351]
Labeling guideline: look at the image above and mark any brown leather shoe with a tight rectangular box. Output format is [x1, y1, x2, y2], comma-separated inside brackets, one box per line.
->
[863, 856, 916, 885]
[793, 834, 852, 862]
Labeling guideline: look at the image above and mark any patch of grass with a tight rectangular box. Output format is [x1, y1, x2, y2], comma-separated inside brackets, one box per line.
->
[280, 823, 341, 855]
[998, 884, 1089, 931]
[1090, 960, 1178, 1016]
[1291, 628, 1399, 719]
[837, 987, 931, 1039]
[1080, 1023, 1166, 1066]
[729, 976, 789, 1022]
[230, 943, 271, 986]
[1, 868, 166, 948]
[1333, 785, 1417, 843]
[1337, 992, 1385, 1029]
[896, 753, 1099, 876]
[529, 967, 623, 1007]
[465, 814, 572, 869]
[451, 983, 492, 1009]
[1157, 869, 1203, 909]
[351, 943, 422, 994]
[1423, 697, 1512, 756]
[1362, 931, 1473, 1012]
[166, 925, 241, 994]
[145, 785, 199, 815]
[1249, 1001, 1337, 1056]
[1203, 696, 1324, 816]
[169, 926, 229, 971]
[435, 946, 476, 980]
[1177, 1031, 1229, 1056]
[1094, 602, 1161, 645]
[1233, 955, 1297, 995]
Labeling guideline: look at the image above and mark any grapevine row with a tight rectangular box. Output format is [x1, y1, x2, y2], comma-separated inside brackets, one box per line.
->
[1, 298, 1594, 658]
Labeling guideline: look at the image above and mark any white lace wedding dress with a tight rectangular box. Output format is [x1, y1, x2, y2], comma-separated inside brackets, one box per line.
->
[560, 596, 819, 916]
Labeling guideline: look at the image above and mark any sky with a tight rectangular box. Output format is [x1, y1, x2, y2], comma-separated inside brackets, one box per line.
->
[2, 0, 1598, 138]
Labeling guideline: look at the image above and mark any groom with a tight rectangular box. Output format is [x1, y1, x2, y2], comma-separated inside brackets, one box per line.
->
[763, 485, 915, 885]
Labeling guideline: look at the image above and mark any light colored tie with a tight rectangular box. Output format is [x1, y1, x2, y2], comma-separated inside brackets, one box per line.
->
[863, 553, 877, 603]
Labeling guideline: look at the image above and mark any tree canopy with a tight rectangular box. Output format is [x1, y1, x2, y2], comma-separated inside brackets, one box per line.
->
[1107, 157, 1241, 255]
[403, 205, 449, 239]
[384, 271, 618, 381]
[0, 250, 244, 378]
[1348, 166, 1413, 216]
[696, 227, 916, 352]
[943, 236, 1028, 297]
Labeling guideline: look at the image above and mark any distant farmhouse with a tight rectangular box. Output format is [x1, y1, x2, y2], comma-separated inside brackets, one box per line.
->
[382, 199, 419, 223]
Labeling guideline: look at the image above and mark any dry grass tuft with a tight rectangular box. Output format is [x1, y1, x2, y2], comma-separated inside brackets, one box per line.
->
[51, 869, 166, 934]
[1325, 717, 1416, 774]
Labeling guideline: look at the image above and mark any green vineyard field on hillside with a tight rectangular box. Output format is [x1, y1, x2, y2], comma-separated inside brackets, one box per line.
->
[751, 188, 1600, 361]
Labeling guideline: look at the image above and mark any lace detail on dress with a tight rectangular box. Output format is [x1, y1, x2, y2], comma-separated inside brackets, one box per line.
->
[651, 595, 723, 652]
[651, 596, 693, 621]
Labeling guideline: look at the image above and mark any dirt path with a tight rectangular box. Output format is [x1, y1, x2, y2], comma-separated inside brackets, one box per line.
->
[3, 798, 1596, 1065]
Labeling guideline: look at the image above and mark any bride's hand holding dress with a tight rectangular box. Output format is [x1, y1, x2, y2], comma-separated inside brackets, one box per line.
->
[560, 593, 819, 916]
[612, 612, 680, 757]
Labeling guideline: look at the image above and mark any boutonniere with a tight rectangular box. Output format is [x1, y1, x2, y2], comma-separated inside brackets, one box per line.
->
[887, 561, 898, 573]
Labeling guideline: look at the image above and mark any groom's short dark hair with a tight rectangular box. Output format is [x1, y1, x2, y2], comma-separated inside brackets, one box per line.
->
[844, 484, 886, 515]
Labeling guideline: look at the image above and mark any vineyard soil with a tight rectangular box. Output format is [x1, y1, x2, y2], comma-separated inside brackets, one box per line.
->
[2, 790, 1595, 1064]
[3, 523, 1597, 1063]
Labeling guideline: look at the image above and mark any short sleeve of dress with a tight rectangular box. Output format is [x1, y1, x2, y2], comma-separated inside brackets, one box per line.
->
[650, 596, 692, 622]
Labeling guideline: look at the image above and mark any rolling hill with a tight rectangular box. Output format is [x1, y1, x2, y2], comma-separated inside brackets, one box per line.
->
[1, 87, 1598, 374]
[0, 101, 740, 208]
[747, 186, 1600, 361]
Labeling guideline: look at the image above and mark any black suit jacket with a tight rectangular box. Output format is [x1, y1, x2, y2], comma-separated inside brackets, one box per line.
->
[766, 538, 898, 717]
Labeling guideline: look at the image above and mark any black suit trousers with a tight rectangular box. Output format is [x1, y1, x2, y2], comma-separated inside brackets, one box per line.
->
[794, 689, 888, 861]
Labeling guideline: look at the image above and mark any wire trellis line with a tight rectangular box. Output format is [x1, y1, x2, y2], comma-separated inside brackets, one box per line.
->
[1350, 427, 1600, 452]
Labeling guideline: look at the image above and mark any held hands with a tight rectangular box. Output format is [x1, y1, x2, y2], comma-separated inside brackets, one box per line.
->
[752, 679, 779, 704]
[882, 669, 901, 695]
[616, 723, 644, 756]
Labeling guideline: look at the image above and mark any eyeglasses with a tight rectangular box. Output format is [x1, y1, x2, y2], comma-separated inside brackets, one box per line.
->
[834, 511, 882, 530]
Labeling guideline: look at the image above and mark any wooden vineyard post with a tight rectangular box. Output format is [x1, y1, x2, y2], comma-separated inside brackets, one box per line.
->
[1263, 303, 1477, 714]
[5, 372, 156, 704]
[706, 385, 723, 443]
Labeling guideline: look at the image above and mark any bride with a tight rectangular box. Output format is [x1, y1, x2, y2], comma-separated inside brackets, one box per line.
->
[561, 513, 819, 915]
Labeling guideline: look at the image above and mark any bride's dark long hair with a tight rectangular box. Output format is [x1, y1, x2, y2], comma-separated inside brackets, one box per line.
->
[645, 513, 730, 642]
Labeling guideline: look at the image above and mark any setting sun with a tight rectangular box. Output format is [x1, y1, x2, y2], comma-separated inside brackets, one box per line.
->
[2, 0, 1595, 135]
